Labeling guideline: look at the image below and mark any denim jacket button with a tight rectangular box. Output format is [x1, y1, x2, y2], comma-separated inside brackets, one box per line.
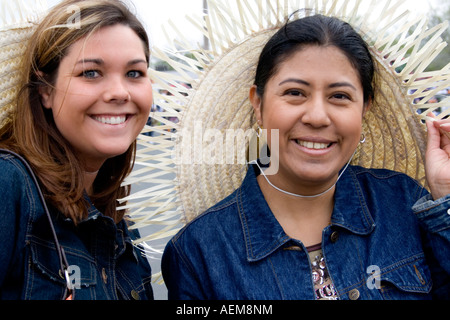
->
[131, 290, 140, 300]
[349, 289, 360, 300]
[330, 231, 339, 243]
[447, 208, 450, 215]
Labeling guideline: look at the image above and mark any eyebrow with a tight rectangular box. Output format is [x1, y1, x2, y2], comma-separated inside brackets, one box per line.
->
[279, 78, 357, 91]
[76, 58, 147, 66]
[127, 59, 148, 66]
[76, 58, 103, 65]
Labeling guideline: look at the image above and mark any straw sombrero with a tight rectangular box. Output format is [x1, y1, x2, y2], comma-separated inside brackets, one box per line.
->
[118, 0, 450, 265]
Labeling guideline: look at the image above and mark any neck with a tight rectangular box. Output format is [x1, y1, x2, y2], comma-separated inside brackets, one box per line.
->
[257, 173, 335, 213]
[83, 160, 104, 196]
[256, 172, 335, 246]
[84, 171, 98, 196]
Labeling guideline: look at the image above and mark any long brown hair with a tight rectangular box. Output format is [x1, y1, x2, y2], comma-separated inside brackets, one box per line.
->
[0, 0, 150, 224]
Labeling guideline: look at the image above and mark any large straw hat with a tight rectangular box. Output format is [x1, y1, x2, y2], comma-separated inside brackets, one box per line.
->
[119, 0, 450, 262]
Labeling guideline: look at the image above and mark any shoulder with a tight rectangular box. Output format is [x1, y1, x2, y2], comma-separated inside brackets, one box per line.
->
[0, 151, 39, 246]
[169, 188, 241, 246]
[0, 151, 34, 187]
[348, 165, 427, 199]
[0, 150, 42, 213]
[162, 188, 244, 283]
[350, 165, 422, 185]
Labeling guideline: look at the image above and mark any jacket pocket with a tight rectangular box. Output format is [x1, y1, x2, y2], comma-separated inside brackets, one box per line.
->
[378, 255, 432, 300]
[25, 237, 97, 300]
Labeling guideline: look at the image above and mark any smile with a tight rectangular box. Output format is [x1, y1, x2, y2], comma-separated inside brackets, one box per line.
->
[296, 140, 333, 150]
[92, 115, 127, 125]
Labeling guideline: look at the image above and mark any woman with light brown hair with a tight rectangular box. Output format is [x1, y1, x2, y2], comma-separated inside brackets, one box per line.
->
[0, 0, 153, 300]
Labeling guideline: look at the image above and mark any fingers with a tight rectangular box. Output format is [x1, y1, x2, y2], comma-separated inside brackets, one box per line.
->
[426, 113, 441, 150]
[425, 113, 450, 144]
[440, 122, 450, 140]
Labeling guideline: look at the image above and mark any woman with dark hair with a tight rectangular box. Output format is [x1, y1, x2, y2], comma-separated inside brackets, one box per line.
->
[0, 0, 153, 300]
[162, 14, 450, 300]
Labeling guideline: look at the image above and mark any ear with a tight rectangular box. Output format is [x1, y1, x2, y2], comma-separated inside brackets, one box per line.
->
[37, 71, 53, 109]
[362, 97, 372, 117]
[249, 85, 263, 125]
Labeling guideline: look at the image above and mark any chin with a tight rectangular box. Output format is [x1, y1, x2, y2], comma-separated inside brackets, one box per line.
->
[98, 146, 132, 160]
[287, 163, 339, 184]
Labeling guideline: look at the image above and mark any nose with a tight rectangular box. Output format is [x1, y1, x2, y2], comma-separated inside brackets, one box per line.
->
[103, 76, 130, 104]
[300, 96, 331, 128]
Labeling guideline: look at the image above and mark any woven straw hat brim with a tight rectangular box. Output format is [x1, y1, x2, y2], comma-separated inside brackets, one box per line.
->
[0, 0, 46, 129]
[358, 56, 428, 184]
[0, 27, 34, 129]
[176, 30, 273, 221]
[119, 0, 449, 265]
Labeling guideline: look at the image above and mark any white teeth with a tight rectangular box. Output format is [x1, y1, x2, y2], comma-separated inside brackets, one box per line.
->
[296, 140, 330, 150]
[93, 116, 127, 125]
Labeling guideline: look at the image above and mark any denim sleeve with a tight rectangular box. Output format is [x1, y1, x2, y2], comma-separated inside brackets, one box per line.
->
[161, 238, 206, 300]
[413, 194, 450, 297]
[414, 194, 450, 234]
[0, 181, 17, 287]
[0, 159, 27, 288]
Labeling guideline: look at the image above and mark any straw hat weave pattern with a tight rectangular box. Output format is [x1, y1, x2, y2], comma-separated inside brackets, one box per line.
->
[0, 0, 46, 129]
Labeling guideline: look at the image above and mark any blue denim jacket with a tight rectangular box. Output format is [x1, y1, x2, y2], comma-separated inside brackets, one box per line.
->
[0, 151, 153, 300]
[162, 164, 450, 300]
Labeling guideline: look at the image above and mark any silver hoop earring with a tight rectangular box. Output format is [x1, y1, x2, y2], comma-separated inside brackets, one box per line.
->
[360, 133, 366, 144]
[256, 125, 263, 138]
[256, 120, 263, 138]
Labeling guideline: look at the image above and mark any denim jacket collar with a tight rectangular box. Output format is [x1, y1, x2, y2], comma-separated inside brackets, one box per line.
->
[60, 194, 138, 262]
[332, 166, 376, 235]
[239, 164, 376, 262]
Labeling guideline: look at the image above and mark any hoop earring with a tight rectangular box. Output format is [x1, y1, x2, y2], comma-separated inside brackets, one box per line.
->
[256, 120, 263, 138]
[360, 133, 366, 144]
[256, 125, 263, 138]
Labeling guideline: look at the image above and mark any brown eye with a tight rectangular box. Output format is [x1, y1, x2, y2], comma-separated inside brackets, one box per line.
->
[285, 89, 303, 97]
[333, 93, 350, 100]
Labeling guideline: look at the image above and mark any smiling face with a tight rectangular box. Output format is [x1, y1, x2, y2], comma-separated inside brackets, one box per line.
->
[40, 24, 152, 171]
[251, 45, 368, 194]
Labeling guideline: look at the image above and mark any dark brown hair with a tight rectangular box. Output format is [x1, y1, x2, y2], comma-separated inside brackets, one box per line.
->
[254, 14, 374, 106]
